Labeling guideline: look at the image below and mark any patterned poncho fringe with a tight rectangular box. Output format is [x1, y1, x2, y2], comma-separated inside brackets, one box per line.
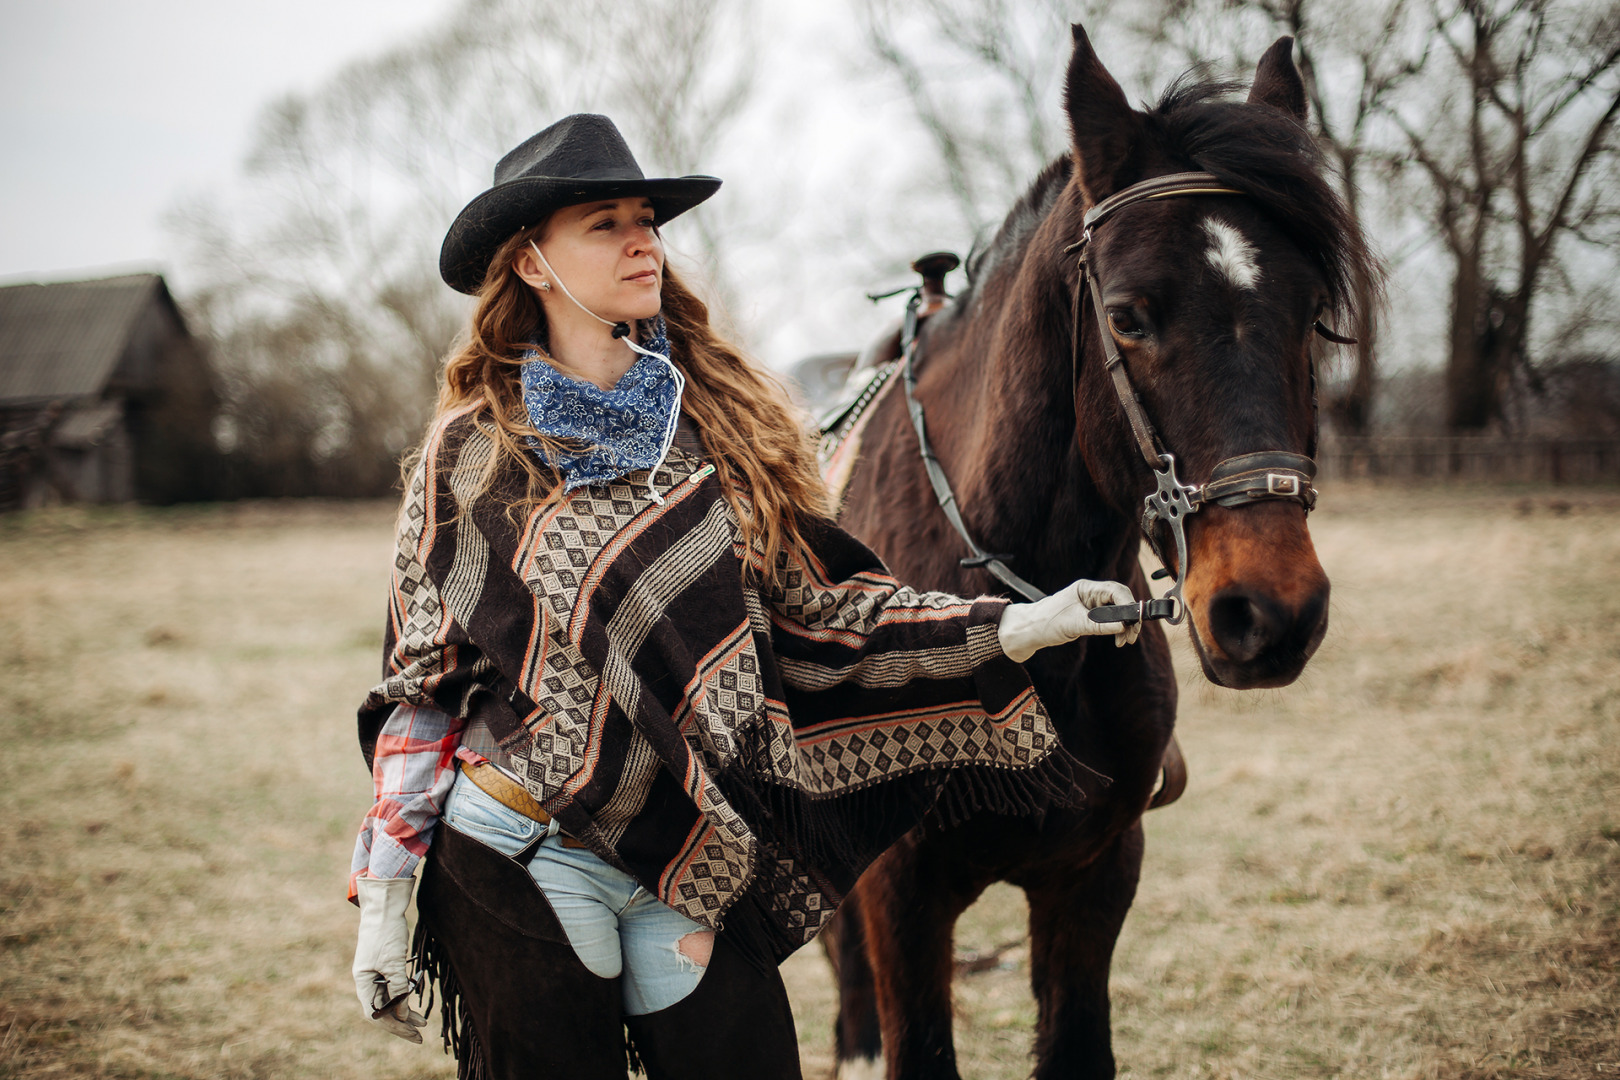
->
[359, 405, 1099, 964]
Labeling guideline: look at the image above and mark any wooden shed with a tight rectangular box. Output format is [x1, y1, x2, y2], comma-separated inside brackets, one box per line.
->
[0, 273, 220, 509]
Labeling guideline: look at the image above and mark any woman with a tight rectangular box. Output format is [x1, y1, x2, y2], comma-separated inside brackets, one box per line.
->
[349, 113, 1139, 1080]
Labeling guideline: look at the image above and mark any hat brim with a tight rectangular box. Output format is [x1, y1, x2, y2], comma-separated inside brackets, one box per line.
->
[439, 175, 722, 295]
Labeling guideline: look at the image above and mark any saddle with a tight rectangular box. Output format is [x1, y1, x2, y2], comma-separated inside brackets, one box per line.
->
[816, 252, 960, 497]
[816, 253, 957, 435]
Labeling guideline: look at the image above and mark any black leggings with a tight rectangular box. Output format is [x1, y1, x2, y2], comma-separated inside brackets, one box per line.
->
[414, 822, 804, 1080]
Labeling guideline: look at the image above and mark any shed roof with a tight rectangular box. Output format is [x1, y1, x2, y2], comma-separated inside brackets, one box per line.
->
[0, 274, 170, 405]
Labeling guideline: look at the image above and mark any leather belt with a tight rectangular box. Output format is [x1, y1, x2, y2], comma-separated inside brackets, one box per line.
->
[459, 760, 587, 849]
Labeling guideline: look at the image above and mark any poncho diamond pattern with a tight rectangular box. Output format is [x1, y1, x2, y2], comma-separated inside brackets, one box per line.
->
[359, 405, 1086, 959]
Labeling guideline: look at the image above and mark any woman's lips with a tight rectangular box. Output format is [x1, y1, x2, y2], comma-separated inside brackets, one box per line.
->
[625, 270, 659, 283]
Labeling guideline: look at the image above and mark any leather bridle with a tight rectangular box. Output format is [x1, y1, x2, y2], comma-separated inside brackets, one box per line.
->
[900, 170, 1350, 625]
[1067, 171, 1335, 623]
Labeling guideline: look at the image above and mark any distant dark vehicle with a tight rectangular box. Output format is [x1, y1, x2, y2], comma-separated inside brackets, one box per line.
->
[818, 26, 1375, 1079]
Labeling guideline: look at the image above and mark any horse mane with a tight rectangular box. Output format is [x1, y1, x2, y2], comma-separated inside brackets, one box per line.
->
[960, 155, 1074, 300]
[958, 74, 1377, 324]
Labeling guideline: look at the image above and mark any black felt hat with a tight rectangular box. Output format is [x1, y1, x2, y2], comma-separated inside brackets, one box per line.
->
[439, 114, 722, 295]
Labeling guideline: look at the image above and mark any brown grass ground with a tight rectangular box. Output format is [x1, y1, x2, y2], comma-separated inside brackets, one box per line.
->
[0, 486, 1615, 1079]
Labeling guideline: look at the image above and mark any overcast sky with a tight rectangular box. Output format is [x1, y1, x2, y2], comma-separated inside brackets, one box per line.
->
[0, 0, 457, 285]
[0, 1, 1478, 373]
[0, 0, 948, 364]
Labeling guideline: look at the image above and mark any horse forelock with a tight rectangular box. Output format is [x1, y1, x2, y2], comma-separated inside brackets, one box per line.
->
[1147, 75, 1377, 324]
[959, 73, 1373, 327]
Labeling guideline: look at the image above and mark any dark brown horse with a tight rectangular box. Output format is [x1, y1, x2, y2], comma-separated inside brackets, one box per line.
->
[822, 26, 1374, 1080]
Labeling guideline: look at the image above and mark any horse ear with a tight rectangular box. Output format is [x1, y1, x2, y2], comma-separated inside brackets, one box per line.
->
[1064, 23, 1139, 205]
[1248, 37, 1308, 122]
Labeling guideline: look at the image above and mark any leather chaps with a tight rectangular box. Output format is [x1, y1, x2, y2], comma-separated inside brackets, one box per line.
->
[414, 822, 802, 1079]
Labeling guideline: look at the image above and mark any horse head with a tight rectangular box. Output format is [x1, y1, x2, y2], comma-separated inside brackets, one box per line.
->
[1062, 26, 1373, 689]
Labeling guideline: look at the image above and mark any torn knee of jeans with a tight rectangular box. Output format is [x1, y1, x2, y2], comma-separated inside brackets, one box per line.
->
[675, 930, 713, 971]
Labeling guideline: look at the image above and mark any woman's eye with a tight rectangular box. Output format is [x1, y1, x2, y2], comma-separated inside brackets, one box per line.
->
[1108, 308, 1146, 338]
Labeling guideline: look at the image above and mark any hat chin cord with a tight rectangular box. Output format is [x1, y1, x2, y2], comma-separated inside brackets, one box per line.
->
[527, 239, 685, 505]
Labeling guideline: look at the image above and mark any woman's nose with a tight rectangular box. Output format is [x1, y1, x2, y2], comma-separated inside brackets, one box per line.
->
[627, 227, 660, 258]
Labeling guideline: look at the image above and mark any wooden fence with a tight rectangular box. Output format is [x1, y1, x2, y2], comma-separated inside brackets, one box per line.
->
[1317, 436, 1620, 484]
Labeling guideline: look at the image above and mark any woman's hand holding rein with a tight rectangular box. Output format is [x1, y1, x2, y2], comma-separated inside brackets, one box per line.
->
[997, 578, 1142, 662]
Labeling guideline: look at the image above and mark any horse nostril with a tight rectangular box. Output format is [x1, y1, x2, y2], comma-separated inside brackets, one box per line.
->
[1207, 589, 1280, 664]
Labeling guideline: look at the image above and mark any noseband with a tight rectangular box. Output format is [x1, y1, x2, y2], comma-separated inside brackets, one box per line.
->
[899, 171, 1343, 624]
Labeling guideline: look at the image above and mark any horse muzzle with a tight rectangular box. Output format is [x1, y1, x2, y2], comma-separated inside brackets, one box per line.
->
[1179, 502, 1330, 689]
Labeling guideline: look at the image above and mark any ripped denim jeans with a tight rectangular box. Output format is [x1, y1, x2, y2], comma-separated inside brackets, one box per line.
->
[440, 770, 710, 1015]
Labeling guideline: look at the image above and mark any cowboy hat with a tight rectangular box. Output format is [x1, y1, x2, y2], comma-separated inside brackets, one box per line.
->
[439, 113, 721, 295]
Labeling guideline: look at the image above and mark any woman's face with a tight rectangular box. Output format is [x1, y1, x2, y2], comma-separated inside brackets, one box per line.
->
[521, 197, 664, 324]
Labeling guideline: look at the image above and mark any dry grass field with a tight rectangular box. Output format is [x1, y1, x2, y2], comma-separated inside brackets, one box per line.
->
[0, 486, 1615, 1079]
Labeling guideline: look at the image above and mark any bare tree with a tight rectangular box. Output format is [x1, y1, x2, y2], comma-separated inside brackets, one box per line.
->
[862, 0, 1417, 433]
[1230, 0, 1423, 432]
[858, 0, 1126, 238]
[613, 0, 757, 306]
[1382, 0, 1620, 432]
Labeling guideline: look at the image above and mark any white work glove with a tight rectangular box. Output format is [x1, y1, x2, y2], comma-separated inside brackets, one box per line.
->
[353, 876, 428, 1043]
[997, 578, 1142, 662]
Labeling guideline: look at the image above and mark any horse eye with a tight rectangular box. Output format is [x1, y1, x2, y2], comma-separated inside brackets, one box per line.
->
[1108, 308, 1145, 338]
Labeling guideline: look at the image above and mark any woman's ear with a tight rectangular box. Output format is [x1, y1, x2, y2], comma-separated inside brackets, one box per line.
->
[512, 243, 549, 293]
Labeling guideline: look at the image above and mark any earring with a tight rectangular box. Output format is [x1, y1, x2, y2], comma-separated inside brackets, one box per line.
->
[539, 280, 552, 291]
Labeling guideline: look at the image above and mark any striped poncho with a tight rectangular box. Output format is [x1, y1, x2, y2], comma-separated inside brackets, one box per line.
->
[358, 406, 1086, 961]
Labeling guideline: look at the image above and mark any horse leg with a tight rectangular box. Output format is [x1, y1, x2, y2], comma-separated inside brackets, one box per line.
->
[825, 891, 886, 1078]
[856, 834, 986, 1080]
[1021, 822, 1144, 1080]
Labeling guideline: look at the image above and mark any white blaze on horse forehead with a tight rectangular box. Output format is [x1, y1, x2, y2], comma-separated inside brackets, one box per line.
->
[1201, 217, 1262, 291]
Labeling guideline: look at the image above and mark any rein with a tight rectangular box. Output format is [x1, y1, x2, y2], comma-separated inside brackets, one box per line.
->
[899, 295, 1047, 602]
[897, 170, 1343, 623]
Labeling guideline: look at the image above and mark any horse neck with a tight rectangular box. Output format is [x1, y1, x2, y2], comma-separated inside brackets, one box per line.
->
[913, 241, 1164, 761]
[916, 217, 1136, 589]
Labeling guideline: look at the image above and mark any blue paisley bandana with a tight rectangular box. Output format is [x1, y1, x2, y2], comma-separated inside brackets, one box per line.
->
[519, 318, 683, 496]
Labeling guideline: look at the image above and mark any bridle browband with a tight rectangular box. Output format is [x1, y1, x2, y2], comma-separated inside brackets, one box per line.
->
[899, 171, 1346, 624]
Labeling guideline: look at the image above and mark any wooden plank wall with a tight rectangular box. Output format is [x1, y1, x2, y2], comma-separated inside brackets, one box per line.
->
[1318, 437, 1620, 484]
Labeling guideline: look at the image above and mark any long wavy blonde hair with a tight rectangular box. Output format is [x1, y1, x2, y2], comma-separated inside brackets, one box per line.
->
[427, 220, 831, 585]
